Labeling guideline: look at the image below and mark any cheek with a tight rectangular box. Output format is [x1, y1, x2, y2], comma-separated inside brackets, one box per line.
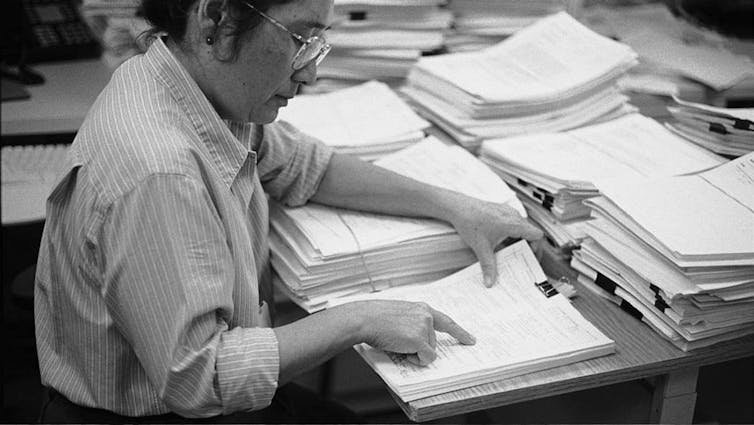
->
[261, 44, 294, 80]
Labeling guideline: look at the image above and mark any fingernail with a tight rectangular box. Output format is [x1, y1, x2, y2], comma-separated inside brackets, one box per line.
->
[483, 276, 494, 287]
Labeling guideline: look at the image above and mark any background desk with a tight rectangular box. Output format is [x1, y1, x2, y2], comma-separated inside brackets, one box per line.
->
[2, 59, 111, 226]
[394, 257, 754, 422]
[1, 59, 111, 137]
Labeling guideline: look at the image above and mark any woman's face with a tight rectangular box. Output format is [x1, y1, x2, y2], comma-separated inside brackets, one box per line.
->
[224, 0, 333, 124]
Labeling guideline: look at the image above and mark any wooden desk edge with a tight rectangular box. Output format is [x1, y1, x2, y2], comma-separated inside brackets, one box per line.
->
[401, 347, 754, 422]
[395, 249, 754, 422]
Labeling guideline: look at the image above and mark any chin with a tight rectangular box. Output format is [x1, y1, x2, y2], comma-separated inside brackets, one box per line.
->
[248, 108, 280, 125]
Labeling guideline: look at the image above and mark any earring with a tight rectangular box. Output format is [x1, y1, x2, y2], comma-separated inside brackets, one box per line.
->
[206, 36, 214, 45]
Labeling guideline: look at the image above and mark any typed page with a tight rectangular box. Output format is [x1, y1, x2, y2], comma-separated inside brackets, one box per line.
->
[339, 241, 613, 399]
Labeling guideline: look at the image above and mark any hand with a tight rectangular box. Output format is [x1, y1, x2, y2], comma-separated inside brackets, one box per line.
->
[353, 300, 475, 366]
[444, 194, 543, 288]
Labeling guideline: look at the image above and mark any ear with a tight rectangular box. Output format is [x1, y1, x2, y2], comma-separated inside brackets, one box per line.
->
[194, 0, 235, 57]
[195, 0, 223, 35]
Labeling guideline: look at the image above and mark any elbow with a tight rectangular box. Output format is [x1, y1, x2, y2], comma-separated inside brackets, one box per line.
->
[159, 372, 224, 419]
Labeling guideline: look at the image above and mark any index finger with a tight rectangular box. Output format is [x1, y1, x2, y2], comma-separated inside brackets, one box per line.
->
[511, 219, 543, 242]
[469, 240, 498, 288]
[430, 308, 476, 345]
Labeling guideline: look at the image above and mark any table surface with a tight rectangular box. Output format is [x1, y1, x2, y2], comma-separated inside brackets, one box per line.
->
[394, 256, 754, 422]
[1, 59, 112, 137]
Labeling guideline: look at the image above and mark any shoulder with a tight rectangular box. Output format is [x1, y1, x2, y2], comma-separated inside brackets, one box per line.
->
[73, 66, 204, 201]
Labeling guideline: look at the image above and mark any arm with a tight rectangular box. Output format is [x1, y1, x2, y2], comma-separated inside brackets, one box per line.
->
[101, 174, 279, 417]
[101, 173, 473, 416]
[274, 300, 475, 384]
[311, 153, 543, 287]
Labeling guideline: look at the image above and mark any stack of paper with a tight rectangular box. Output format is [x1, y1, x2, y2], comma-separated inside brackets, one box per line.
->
[445, 0, 573, 52]
[478, 114, 725, 259]
[314, 0, 451, 89]
[330, 240, 615, 402]
[574, 153, 754, 351]
[666, 97, 754, 158]
[401, 12, 638, 152]
[580, 3, 754, 94]
[81, 0, 148, 69]
[270, 137, 525, 312]
[277, 81, 430, 161]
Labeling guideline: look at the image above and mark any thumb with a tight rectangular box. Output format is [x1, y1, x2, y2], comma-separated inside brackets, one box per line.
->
[415, 342, 437, 366]
[470, 241, 497, 288]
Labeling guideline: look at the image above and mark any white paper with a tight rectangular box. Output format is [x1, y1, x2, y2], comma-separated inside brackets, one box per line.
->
[673, 96, 754, 122]
[481, 114, 723, 191]
[625, 30, 754, 91]
[336, 241, 614, 401]
[700, 152, 754, 213]
[280, 137, 524, 258]
[277, 81, 429, 147]
[413, 12, 636, 102]
[595, 175, 754, 265]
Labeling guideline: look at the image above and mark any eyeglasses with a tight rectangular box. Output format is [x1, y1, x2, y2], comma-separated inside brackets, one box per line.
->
[242, 1, 331, 70]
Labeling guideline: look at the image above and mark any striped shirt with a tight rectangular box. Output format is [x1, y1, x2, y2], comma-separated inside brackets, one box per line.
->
[34, 38, 333, 418]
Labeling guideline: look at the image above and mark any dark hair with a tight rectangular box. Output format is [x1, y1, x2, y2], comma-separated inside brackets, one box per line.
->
[139, 0, 297, 58]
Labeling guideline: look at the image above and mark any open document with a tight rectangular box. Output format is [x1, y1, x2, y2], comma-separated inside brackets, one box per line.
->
[331, 241, 615, 402]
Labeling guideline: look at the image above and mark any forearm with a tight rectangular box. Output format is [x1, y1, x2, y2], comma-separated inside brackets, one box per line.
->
[310, 152, 542, 287]
[273, 303, 364, 384]
[274, 300, 476, 381]
[310, 153, 463, 224]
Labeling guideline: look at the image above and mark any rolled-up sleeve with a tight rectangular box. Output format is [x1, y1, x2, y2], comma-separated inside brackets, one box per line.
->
[253, 120, 334, 207]
[98, 174, 279, 417]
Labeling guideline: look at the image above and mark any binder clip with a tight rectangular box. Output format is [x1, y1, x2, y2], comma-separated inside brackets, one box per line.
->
[535, 280, 559, 298]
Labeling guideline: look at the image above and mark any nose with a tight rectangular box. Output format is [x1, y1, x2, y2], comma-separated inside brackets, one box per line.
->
[291, 60, 318, 86]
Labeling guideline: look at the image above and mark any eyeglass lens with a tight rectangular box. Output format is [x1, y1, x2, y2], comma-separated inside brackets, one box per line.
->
[292, 37, 329, 70]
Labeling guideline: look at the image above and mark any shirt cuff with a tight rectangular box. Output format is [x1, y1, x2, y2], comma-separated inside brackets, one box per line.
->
[216, 326, 279, 414]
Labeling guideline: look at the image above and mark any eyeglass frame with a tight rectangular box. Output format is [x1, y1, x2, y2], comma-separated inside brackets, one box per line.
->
[241, 1, 332, 70]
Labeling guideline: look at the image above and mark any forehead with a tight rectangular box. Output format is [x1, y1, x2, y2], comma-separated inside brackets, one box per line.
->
[268, 0, 334, 31]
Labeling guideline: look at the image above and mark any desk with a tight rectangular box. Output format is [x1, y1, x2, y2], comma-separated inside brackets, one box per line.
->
[394, 257, 754, 422]
[1, 59, 110, 224]
[1, 59, 112, 136]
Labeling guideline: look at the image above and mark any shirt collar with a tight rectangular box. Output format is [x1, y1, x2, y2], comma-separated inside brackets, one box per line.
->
[143, 37, 253, 188]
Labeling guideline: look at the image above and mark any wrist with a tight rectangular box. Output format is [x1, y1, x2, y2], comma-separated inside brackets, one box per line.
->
[332, 301, 370, 346]
[429, 188, 467, 225]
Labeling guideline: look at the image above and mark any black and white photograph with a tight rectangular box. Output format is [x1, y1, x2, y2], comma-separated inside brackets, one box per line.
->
[2, 0, 753, 423]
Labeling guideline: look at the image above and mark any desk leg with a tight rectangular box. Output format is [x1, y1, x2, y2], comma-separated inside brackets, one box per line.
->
[649, 367, 699, 424]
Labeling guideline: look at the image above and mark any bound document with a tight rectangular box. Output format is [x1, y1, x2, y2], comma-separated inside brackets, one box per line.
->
[331, 240, 615, 402]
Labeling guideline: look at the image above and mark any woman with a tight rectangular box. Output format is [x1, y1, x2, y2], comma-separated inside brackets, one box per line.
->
[34, 0, 542, 422]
